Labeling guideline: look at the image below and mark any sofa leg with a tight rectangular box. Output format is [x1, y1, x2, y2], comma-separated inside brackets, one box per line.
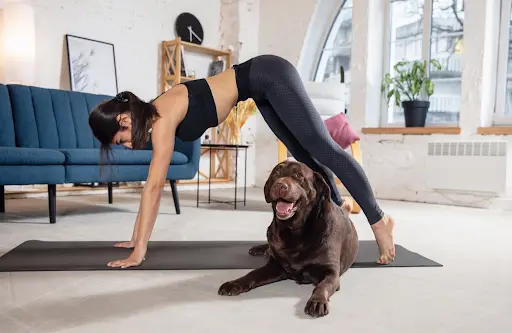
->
[1, 185, 5, 213]
[48, 184, 56, 224]
[108, 182, 113, 204]
[170, 180, 181, 215]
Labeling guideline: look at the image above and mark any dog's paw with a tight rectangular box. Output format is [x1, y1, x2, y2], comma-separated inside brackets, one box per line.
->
[248, 244, 269, 256]
[304, 297, 329, 318]
[218, 281, 247, 296]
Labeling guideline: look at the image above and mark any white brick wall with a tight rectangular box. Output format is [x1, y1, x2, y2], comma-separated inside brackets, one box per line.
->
[360, 134, 512, 208]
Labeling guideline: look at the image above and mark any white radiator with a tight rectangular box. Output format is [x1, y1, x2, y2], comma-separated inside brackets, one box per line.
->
[425, 140, 509, 195]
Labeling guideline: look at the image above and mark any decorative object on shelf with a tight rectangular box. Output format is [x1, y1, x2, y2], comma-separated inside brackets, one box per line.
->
[208, 60, 225, 76]
[65, 34, 118, 95]
[381, 59, 442, 127]
[224, 99, 257, 145]
[175, 12, 204, 45]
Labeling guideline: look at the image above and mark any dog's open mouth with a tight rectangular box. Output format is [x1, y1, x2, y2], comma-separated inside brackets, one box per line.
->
[275, 199, 298, 220]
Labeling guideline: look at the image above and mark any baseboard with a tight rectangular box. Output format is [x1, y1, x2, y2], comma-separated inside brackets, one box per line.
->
[3, 182, 247, 200]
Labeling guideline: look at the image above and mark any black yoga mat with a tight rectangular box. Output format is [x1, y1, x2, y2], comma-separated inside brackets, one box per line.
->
[0, 240, 441, 272]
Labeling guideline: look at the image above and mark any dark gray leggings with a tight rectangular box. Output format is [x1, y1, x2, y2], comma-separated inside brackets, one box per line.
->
[236, 54, 384, 225]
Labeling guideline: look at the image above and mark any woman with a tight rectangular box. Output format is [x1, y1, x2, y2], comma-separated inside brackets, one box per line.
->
[89, 54, 395, 269]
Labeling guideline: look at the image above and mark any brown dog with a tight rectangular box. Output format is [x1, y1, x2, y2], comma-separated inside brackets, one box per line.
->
[218, 160, 359, 318]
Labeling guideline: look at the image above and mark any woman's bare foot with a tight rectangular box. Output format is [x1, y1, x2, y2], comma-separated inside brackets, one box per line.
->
[371, 215, 396, 264]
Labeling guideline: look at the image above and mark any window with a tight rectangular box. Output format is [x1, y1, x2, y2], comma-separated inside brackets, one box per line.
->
[494, 0, 512, 124]
[314, 0, 352, 111]
[384, 0, 464, 125]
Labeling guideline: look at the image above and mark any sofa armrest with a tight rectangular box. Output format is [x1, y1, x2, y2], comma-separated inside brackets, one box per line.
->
[174, 137, 200, 169]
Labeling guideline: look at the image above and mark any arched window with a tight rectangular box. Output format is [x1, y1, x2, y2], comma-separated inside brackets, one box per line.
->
[314, 0, 353, 111]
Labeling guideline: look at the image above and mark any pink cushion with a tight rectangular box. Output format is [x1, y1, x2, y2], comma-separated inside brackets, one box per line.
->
[324, 113, 360, 149]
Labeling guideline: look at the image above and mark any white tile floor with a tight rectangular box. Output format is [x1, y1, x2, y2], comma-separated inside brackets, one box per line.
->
[0, 188, 511, 333]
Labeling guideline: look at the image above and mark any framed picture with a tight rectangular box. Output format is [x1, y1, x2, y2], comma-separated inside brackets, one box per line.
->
[65, 34, 118, 95]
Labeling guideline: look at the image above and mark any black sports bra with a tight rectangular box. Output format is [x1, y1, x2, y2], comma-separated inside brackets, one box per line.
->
[152, 79, 219, 142]
[175, 79, 219, 142]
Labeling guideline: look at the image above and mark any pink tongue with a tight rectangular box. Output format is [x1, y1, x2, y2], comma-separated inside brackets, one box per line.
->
[276, 201, 294, 214]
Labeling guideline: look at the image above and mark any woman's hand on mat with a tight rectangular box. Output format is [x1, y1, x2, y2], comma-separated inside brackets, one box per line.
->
[113, 240, 136, 248]
[107, 247, 146, 269]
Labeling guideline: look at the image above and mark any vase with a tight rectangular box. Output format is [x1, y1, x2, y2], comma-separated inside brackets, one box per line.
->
[229, 127, 241, 145]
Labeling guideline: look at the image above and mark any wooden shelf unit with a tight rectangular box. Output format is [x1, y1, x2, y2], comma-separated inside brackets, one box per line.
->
[161, 37, 232, 90]
[160, 38, 233, 184]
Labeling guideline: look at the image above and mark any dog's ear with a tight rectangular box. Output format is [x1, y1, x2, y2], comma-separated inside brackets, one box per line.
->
[313, 171, 331, 202]
[263, 175, 273, 203]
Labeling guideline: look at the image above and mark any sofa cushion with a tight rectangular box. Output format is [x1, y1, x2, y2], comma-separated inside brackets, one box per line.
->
[0, 147, 65, 165]
[324, 113, 360, 149]
[7, 84, 112, 149]
[0, 165, 65, 185]
[8, 85, 40, 148]
[64, 164, 196, 183]
[59, 149, 189, 165]
[0, 85, 16, 147]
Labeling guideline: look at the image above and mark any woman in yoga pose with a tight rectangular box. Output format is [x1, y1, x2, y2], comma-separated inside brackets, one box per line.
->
[89, 54, 395, 268]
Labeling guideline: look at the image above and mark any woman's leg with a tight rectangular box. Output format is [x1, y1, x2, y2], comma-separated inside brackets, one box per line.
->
[250, 55, 395, 264]
[255, 101, 344, 206]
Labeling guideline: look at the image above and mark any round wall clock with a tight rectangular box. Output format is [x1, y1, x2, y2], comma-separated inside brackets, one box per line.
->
[175, 13, 204, 45]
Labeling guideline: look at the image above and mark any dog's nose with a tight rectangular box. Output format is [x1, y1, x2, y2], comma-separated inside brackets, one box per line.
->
[272, 182, 288, 198]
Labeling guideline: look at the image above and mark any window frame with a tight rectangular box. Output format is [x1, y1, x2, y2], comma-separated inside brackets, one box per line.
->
[313, 0, 352, 82]
[493, 0, 512, 125]
[380, 0, 465, 127]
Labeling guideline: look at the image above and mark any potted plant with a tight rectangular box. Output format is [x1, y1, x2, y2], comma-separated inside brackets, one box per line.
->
[381, 59, 442, 127]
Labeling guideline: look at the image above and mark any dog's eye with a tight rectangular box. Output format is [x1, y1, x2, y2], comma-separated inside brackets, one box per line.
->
[294, 173, 303, 180]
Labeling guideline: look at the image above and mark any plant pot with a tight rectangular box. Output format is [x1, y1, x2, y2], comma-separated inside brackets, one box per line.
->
[402, 100, 430, 127]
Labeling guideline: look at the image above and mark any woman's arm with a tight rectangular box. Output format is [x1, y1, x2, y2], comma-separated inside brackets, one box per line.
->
[107, 117, 177, 268]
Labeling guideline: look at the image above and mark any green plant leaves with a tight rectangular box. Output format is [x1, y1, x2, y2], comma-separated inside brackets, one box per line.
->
[426, 79, 434, 96]
[394, 90, 401, 107]
[430, 59, 442, 71]
[384, 73, 393, 84]
[381, 58, 443, 106]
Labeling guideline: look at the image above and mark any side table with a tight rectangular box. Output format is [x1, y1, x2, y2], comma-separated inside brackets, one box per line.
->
[197, 143, 249, 209]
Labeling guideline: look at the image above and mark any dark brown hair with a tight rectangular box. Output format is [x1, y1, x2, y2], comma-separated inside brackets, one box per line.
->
[89, 91, 160, 166]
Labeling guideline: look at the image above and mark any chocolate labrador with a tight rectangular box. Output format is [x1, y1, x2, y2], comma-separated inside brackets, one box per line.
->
[218, 160, 359, 317]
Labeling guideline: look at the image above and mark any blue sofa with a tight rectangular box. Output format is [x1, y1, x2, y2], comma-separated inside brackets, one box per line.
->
[0, 84, 201, 223]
